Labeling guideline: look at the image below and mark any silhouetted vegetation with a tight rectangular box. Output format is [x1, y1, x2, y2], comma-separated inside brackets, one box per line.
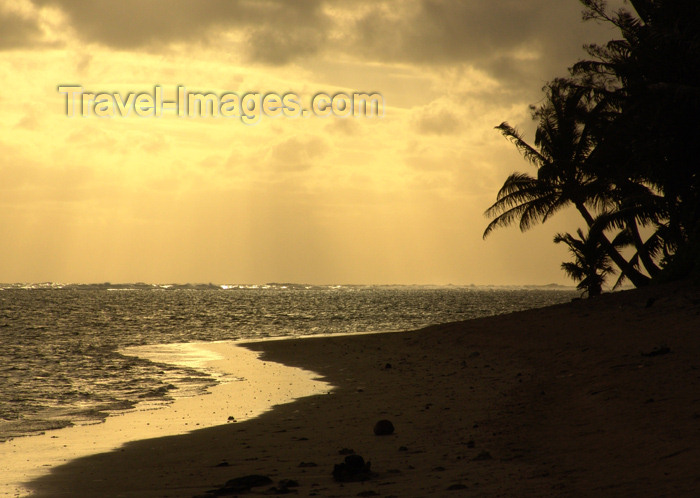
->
[485, 0, 700, 294]
[554, 227, 619, 297]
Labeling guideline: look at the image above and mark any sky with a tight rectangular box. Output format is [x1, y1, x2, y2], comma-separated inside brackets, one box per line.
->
[0, 0, 627, 285]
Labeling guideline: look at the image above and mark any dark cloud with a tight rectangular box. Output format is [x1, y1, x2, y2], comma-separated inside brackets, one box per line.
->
[354, 0, 544, 64]
[248, 26, 326, 65]
[0, 7, 43, 49]
[26, 0, 624, 78]
[350, 0, 622, 85]
[32, 0, 328, 62]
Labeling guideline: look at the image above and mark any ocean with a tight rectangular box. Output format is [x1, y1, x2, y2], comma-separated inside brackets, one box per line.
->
[0, 283, 577, 442]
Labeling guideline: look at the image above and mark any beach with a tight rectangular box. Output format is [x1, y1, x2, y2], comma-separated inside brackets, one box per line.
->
[2, 341, 329, 496]
[23, 281, 700, 497]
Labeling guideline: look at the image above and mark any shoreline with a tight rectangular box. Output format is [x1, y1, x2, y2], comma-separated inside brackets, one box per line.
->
[2, 341, 329, 497]
[23, 281, 700, 496]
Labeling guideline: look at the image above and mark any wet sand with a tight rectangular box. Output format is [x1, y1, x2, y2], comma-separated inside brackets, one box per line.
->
[3, 342, 328, 496]
[24, 281, 700, 497]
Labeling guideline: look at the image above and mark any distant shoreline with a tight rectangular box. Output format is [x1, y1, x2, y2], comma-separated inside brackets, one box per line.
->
[1, 282, 579, 290]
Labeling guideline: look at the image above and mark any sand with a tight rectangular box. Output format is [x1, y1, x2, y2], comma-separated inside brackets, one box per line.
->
[2, 342, 329, 496]
[15, 281, 700, 496]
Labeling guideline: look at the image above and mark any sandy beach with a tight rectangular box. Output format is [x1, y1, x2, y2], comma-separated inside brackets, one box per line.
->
[21, 281, 700, 497]
[3, 342, 329, 496]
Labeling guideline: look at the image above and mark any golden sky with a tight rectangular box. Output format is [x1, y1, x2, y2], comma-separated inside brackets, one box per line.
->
[0, 0, 623, 285]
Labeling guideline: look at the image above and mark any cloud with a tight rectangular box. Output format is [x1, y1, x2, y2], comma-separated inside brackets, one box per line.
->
[0, 4, 43, 49]
[412, 106, 462, 135]
[247, 26, 326, 65]
[324, 118, 361, 136]
[265, 135, 329, 172]
[347, 0, 621, 86]
[32, 0, 329, 63]
[0, 140, 96, 200]
[27, 0, 621, 79]
[15, 113, 40, 130]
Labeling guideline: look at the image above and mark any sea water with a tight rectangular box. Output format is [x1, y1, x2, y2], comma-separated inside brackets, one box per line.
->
[0, 283, 577, 441]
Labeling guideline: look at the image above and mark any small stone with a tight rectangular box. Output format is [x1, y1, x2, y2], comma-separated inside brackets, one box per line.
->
[466, 440, 475, 448]
[398, 446, 408, 452]
[339, 448, 355, 455]
[373, 419, 394, 436]
[298, 462, 318, 468]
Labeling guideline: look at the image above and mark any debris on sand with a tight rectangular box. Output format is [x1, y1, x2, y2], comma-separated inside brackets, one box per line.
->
[332, 454, 373, 482]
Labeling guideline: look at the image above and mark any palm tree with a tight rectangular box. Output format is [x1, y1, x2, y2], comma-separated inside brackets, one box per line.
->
[592, 185, 665, 278]
[554, 227, 615, 297]
[575, 0, 700, 277]
[483, 79, 650, 287]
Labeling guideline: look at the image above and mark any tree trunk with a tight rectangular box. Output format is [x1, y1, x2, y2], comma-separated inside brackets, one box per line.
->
[575, 203, 651, 287]
[628, 219, 661, 277]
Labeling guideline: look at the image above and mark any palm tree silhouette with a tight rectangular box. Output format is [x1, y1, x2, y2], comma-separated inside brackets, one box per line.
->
[483, 80, 650, 287]
[554, 227, 615, 297]
[575, 0, 700, 277]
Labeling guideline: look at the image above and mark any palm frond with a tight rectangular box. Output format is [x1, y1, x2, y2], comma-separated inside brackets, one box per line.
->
[495, 123, 547, 167]
[483, 193, 558, 238]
